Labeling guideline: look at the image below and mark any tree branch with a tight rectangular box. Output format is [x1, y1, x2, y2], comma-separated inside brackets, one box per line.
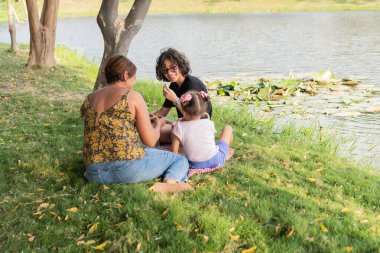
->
[124, 0, 152, 34]
[25, 0, 41, 35]
[97, 0, 119, 27]
[40, 0, 59, 30]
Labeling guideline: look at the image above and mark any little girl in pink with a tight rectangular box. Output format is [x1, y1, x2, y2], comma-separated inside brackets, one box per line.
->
[171, 90, 233, 169]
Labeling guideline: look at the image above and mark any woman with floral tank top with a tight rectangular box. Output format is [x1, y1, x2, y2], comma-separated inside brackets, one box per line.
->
[81, 55, 193, 192]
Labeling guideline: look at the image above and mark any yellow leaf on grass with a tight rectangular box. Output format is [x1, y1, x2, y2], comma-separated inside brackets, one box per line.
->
[359, 219, 369, 224]
[320, 224, 329, 232]
[92, 241, 107, 250]
[341, 208, 350, 213]
[114, 222, 125, 228]
[50, 211, 57, 217]
[76, 234, 85, 241]
[88, 223, 98, 234]
[162, 209, 169, 217]
[77, 240, 85, 245]
[344, 246, 353, 252]
[229, 234, 240, 240]
[39, 203, 50, 209]
[286, 226, 295, 237]
[203, 235, 209, 242]
[242, 246, 257, 253]
[33, 211, 42, 216]
[135, 242, 142, 252]
[66, 207, 78, 213]
[64, 215, 69, 221]
[85, 240, 96, 245]
[315, 167, 324, 172]
[308, 178, 316, 183]
[173, 221, 183, 231]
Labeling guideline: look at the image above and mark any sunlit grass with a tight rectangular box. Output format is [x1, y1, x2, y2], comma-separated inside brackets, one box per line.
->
[0, 44, 379, 252]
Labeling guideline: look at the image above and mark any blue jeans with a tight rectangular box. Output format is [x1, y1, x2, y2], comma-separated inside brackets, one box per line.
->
[85, 148, 189, 184]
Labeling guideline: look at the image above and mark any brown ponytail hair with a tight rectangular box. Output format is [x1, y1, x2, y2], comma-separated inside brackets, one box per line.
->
[180, 90, 210, 117]
[105, 55, 137, 84]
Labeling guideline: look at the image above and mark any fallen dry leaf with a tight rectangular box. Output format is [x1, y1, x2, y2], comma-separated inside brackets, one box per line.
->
[85, 240, 96, 245]
[135, 242, 142, 252]
[173, 221, 183, 231]
[66, 207, 78, 213]
[320, 224, 329, 233]
[343, 246, 353, 252]
[286, 226, 295, 237]
[39, 203, 50, 209]
[162, 209, 169, 218]
[92, 241, 107, 250]
[76, 234, 85, 241]
[114, 222, 125, 228]
[341, 208, 350, 213]
[88, 223, 98, 234]
[203, 235, 209, 242]
[308, 178, 316, 183]
[242, 246, 257, 253]
[229, 234, 240, 240]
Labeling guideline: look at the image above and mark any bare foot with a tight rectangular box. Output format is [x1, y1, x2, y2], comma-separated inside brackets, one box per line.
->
[150, 182, 194, 193]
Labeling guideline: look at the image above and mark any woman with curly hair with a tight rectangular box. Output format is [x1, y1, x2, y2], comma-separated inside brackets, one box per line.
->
[153, 48, 212, 144]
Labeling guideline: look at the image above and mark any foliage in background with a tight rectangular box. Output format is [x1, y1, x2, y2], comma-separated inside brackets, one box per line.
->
[1, 0, 380, 22]
[0, 44, 379, 252]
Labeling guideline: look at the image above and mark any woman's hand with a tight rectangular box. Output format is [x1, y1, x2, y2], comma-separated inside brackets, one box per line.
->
[163, 85, 178, 103]
[150, 116, 166, 129]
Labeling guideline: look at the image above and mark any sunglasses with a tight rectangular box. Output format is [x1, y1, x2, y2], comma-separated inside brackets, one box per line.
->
[163, 65, 177, 74]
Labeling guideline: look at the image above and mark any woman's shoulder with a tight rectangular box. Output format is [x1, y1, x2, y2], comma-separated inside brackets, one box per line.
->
[186, 75, 203, 84]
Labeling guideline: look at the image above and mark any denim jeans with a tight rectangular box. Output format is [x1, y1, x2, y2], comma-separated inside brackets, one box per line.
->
[85, 148, 189, 184]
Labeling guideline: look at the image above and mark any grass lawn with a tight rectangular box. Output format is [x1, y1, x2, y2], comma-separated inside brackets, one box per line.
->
[0, 44, 379, 252]
[1, 0, 380, 23]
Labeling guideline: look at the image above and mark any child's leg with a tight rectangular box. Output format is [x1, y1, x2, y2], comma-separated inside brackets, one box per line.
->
[218, 125, 233, 146]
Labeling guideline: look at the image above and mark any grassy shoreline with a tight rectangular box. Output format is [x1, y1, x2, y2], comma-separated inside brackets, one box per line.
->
[1, 0, 380, 23]
[0, 44, 379, 252]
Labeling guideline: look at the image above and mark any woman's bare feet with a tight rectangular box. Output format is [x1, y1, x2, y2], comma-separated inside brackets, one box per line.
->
[150, 182, 193, 193]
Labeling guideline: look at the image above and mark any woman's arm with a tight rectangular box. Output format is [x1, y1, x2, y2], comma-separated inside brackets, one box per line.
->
[129, 91, 164, 147]
[153, 106, 171, 117]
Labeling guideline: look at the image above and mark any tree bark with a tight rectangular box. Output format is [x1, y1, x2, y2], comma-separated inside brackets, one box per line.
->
[94, 0, 152, 90]
[8, 0, 18, 52]
[25, 0, 59, 69]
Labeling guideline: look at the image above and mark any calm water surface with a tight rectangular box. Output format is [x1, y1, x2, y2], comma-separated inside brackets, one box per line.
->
[1, 12, 379, 167]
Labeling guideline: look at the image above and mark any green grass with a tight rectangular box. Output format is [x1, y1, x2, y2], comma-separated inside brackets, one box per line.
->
[1, 0, 380, 22]
[0, 44, 379, 252]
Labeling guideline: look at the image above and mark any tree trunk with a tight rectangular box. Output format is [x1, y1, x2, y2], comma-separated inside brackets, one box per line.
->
[8, 0, 18, 52]
[25, 0, 59, 69]
[94, 0, 152, 90]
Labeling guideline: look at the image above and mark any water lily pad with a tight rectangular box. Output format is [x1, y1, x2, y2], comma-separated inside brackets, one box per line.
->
[334, 111, 361, 117]
[313, 70, 335, 81]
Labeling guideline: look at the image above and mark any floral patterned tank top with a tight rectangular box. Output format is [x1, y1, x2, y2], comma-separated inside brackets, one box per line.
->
[81, 91, 145, 165]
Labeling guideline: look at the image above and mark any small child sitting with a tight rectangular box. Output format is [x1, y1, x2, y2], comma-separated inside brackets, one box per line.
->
[171, 90, 233, 170]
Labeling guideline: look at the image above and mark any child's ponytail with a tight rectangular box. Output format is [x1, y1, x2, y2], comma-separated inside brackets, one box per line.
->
[180, 90, 210, 117]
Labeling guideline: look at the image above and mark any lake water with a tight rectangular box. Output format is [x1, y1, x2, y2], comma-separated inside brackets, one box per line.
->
[0, 12, 379, 167]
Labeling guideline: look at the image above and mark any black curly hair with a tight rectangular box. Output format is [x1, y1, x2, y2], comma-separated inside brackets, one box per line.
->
[155, 48, 191, 82]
